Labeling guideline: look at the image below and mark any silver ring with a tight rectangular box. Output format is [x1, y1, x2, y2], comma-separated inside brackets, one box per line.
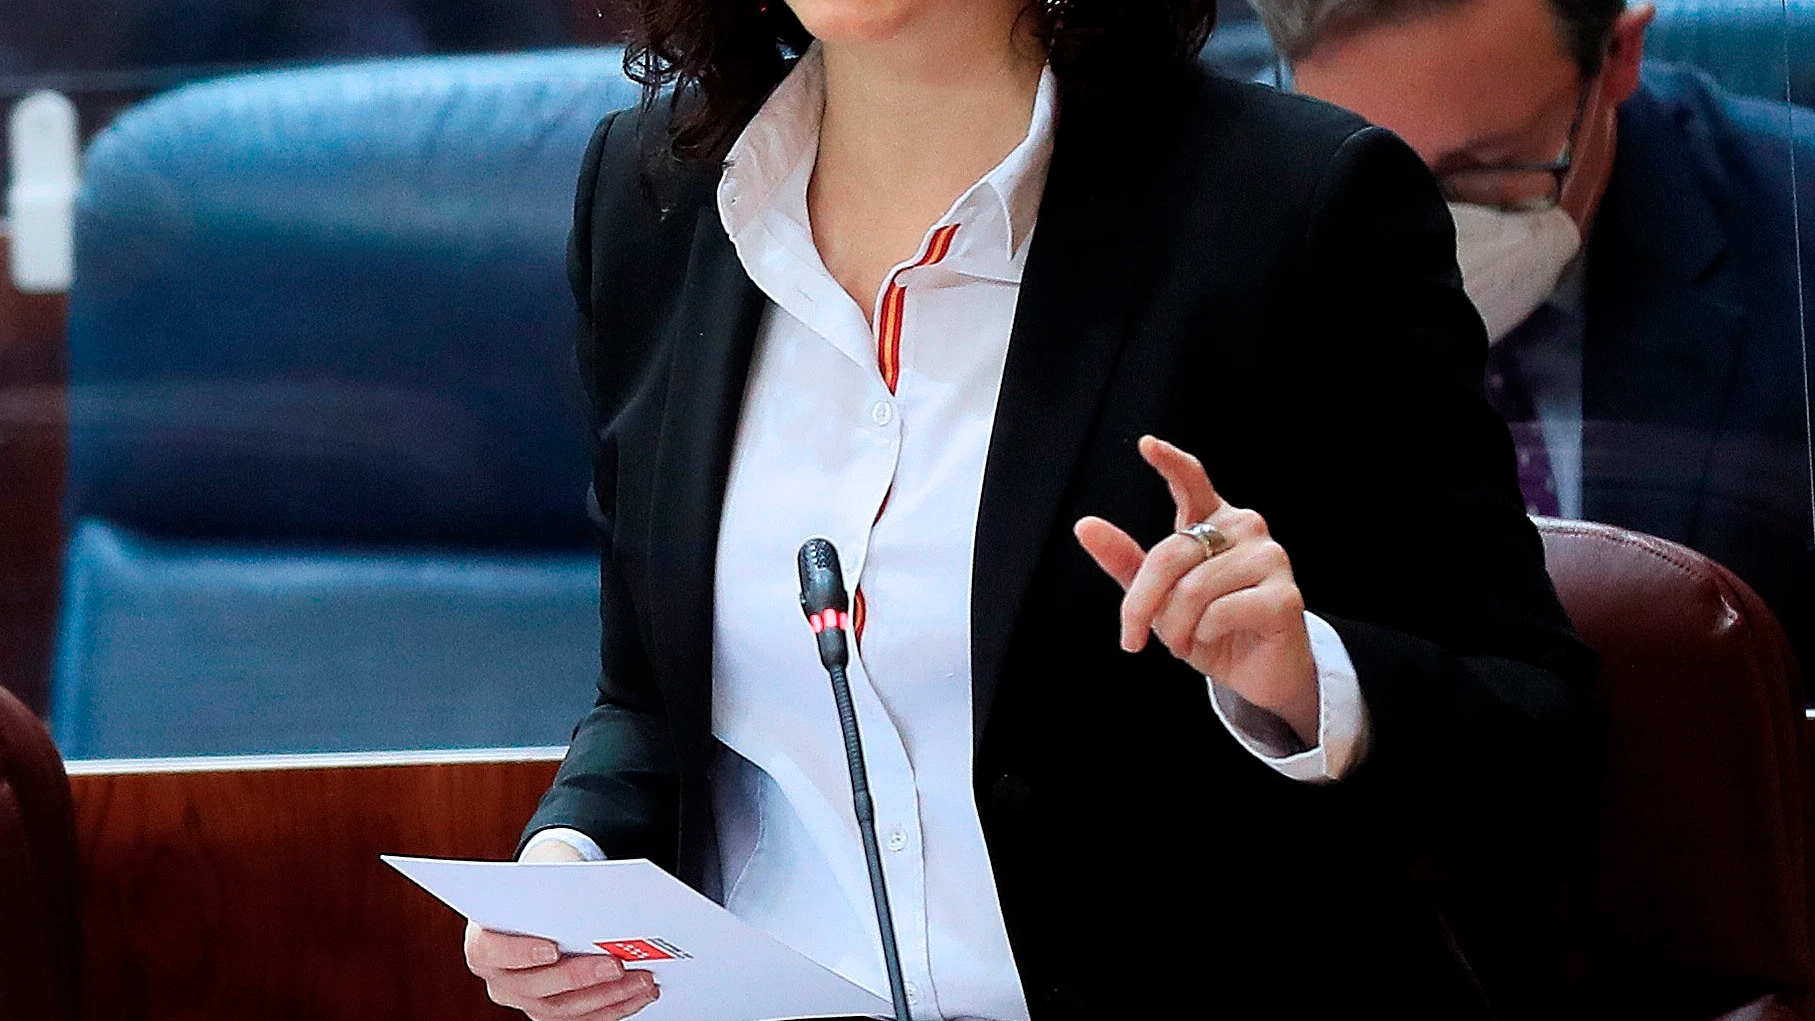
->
[1177, 519, 1234, 561]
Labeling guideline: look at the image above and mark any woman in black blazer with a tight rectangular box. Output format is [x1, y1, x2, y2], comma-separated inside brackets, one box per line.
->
[466, 1, 1600, 1018]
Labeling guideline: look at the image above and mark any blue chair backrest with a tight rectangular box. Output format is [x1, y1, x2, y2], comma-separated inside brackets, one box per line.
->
[67, 48, 643, 547]
[1648, 0, 1815, 106]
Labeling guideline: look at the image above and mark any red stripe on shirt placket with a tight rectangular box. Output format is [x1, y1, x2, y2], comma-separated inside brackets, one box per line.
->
[853, 223, 961, 647]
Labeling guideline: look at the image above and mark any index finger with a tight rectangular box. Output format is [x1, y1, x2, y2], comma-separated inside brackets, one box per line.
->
[1139, 435, 1224, 529]
[466, 922, 561, 971]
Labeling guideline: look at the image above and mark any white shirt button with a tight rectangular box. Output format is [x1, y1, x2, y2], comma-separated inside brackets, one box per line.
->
[885, 826, 907, 851]
[871, 400, 894, 426]
[904, 982, 921, 1005]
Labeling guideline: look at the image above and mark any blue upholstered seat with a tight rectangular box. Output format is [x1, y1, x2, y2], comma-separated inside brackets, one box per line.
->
[53, 522, 601, 757]
[1648, 0, 1815, 106]
[53, 49, 642, 758]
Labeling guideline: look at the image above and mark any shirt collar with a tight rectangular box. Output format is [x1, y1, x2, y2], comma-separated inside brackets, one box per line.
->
[717, 45, 827, 248]
[717, 44, 1058, 282]
[980, 61, 1058, 263]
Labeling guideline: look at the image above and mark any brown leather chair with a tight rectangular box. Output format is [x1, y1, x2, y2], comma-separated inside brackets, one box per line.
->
[1423, 518, 1812, 1020]
[0, 683, 80, 1020]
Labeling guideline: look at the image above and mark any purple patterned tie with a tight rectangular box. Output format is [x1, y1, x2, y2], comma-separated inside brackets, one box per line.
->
[1484, 324, 1561, 518]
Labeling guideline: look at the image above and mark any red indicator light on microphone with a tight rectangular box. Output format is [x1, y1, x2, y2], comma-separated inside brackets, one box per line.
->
[807, 610, 848, 634]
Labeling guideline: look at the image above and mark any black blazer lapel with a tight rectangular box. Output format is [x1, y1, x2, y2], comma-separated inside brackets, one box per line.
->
[970, 82, 1175, 747]
[648, 206, 767, 772]
[1581, 84, 1744, 541]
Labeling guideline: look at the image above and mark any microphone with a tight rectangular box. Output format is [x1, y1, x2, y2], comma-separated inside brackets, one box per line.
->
[797, 538, 911, 1021]
[798, 536, 852, 671]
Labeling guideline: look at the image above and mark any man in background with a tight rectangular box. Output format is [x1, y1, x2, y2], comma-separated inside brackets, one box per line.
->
[1251, 0, 1814, 669]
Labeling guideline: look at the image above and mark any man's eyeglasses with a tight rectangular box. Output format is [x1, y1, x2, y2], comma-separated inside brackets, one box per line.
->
[1436, 81, 1593, 213]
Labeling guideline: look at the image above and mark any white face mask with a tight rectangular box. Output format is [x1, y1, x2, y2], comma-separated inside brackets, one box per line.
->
[1449, 202, 1583, 344]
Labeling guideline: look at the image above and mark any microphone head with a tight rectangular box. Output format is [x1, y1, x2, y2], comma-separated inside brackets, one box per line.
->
[798, 538, 852, 669]
[797, 538, 850, 616]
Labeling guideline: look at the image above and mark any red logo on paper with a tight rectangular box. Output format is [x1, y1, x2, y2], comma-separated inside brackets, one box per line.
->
[596, 938, 688, 962]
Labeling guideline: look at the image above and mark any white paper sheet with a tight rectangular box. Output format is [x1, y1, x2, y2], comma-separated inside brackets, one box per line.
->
[383, 855, 891, 1021]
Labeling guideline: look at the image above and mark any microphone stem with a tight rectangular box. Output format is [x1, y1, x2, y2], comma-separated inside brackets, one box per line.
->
[825, 661, 912, 1021]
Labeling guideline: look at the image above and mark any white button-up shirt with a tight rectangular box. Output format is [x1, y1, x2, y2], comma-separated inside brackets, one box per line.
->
[534, 44, 1370, 1021]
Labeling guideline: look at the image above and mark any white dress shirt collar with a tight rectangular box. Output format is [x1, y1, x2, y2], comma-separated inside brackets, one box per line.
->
[717, 43, 1058, 289]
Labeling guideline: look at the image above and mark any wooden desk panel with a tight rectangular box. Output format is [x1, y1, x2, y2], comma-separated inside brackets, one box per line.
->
[70, 751, 562, 1021]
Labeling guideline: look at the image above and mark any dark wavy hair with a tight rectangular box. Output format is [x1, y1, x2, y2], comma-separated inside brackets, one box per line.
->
[616, 0, 1219, 161]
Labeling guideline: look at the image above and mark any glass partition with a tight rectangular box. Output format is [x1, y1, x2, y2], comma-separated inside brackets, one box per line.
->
[1640, 1, 1807, 685]
[1262, 0, 1814, 681]
[1794, 0, 1814, 695]
[1, 2, 635, 761]
[3, 0, 1811, 766]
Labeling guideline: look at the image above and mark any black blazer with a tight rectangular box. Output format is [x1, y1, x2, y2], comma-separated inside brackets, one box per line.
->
[1583, 62, 1814, 674]
[526, 60, 1600, 1019]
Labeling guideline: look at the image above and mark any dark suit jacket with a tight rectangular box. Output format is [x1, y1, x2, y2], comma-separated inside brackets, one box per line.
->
[526, 59, 1600, 1019]
[1584, 62, 1815, 672]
